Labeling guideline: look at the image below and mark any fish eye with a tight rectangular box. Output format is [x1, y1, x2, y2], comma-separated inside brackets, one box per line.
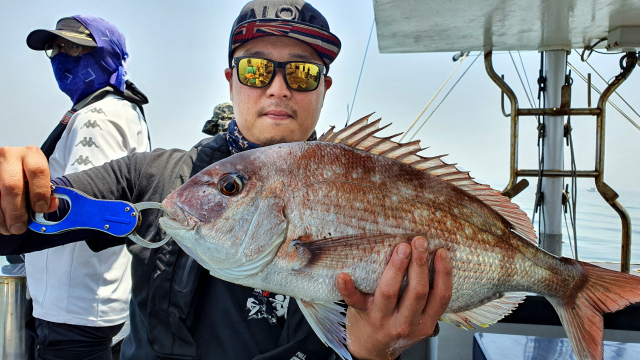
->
[218, 174, 243, 196]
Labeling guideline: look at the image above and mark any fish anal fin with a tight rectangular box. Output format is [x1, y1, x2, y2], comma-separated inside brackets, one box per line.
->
[441, 292, 528, 330]
[297, 299, 351, 360]
[319, 116, 538, 245]
[293, 233, 412, 273]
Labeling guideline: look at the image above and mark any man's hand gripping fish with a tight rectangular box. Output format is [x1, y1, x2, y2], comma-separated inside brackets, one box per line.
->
[159, 114, 640, 360]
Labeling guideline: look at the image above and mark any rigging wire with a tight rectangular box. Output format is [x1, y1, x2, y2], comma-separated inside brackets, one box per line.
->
[580, 38, 607, 62]
[400, 53, 469, 141]
[509, 51, 540, 123]
[564, 204, 576, 259]
[593, 50, 624, 55]
[408, 52, 480, 141]
[518, 51, 538, 110]
[509, 51, 535, 108]
[567, 61, 640, 131]
[573, 49, 640, 121]
[532, 52, 546, 247]
[345, 20, 375, 127]
[565, 114, 579, 259]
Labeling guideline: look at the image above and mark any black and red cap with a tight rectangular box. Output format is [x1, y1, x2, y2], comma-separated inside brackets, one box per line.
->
[229, 0, 341, 68]
[27, 17, 97, 50]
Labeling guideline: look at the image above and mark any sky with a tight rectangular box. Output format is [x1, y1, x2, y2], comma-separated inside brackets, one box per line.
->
[2, 0, 640, 261]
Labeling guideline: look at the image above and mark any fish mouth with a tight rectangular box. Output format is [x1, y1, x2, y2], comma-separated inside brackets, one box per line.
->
[161, 198, 200, 230]
[159, 217, 195, 232]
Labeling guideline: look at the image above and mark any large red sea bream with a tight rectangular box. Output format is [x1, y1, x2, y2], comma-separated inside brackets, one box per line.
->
[159, 115, 640, 360]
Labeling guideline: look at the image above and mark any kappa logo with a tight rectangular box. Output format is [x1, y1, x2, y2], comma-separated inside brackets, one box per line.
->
[75, 137, 99, 148]
[85, 107, 107, 116]
[71, 155, 95, 166]
[80, 120, 103, 130]
[290, 352, 307, 360]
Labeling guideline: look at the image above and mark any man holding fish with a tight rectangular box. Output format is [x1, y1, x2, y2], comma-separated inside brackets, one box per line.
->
[0, 0, 453, 359]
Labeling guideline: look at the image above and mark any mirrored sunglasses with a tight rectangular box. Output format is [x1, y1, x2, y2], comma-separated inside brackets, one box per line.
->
[232, 57, 326, 92]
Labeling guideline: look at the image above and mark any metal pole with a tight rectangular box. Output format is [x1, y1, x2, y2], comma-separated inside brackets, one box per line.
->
[0, 264, 27, 360]
[484, 51, 520, 194]
[595, 52, 637, 273]
[540, 50, 566, 256]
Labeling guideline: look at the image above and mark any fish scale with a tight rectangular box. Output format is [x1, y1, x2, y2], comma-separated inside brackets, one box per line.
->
[160, 115, 640, 360]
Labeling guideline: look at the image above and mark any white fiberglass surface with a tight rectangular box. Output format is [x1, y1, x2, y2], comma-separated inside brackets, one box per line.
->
[374, 0, 640, 53]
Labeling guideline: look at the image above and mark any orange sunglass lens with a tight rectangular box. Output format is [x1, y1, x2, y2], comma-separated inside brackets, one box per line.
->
[285, 63, 321, 91]
[237, 58, 273, 87]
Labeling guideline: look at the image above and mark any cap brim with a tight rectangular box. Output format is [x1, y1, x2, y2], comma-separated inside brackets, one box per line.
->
[27, 29, 97, 50]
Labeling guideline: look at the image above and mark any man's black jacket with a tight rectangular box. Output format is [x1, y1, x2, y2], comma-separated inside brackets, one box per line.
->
[0, 134, 335, 360]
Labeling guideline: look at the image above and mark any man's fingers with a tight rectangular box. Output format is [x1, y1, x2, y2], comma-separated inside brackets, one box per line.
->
[22, 146, 52, 213]
[373, 242, 411, 316]
[397, 237, 431, 320]
[0, 147, 29, 234]
[0, 184, 28, 234]
[0, 205, 9, 235]
[337, 273, 371, 311]
[423, 248, 453, 325]
[48, 197, 59, 213]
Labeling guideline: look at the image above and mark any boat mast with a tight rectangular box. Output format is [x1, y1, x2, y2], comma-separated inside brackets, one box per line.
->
[540, 50, 567, 256]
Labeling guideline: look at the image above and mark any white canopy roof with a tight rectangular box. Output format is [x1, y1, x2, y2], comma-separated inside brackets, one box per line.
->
[373, 0, 640, 53]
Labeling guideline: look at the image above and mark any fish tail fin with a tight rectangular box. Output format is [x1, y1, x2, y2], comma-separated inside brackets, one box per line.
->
[548, 261, 640, 360]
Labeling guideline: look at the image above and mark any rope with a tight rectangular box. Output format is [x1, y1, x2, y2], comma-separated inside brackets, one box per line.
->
[408, 53, 480, 141]
[400, 53, 469, 141]
[345, 20, 375, 127]
[580, 38, 607, 62]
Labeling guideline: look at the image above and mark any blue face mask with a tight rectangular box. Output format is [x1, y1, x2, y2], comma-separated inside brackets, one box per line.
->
[50, 15, 129, 105]
[51, 50, 112, 105]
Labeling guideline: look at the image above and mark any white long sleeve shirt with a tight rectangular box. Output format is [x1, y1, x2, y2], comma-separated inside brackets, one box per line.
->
[26, 94, 150, 327]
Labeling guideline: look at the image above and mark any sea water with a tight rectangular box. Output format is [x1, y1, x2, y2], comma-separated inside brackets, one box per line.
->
[511, 187, 640, 264]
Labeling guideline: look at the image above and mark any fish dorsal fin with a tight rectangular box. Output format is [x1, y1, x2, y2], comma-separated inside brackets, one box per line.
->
[319, 115, 538, 244]
[440, 292, 529, 329]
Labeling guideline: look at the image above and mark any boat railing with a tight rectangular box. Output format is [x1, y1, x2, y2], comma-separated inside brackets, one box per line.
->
[484, 50, 636, 273]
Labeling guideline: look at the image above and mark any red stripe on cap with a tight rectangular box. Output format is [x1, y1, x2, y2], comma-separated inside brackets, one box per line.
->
[290, 24, 338, 43]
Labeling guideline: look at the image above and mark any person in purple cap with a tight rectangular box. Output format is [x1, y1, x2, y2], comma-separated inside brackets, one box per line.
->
[0, 2, 452, 360]
[19, 15, 151, 360]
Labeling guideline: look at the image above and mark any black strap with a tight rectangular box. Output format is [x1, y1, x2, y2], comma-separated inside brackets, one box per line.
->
[40, 81, 151, 159]
[41, 88, 110, 159]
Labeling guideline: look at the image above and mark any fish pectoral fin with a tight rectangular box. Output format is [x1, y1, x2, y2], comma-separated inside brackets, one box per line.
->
[297, 299, 350, 360]
[440, 292, 529, 330]
[293, 233, 414, 273]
